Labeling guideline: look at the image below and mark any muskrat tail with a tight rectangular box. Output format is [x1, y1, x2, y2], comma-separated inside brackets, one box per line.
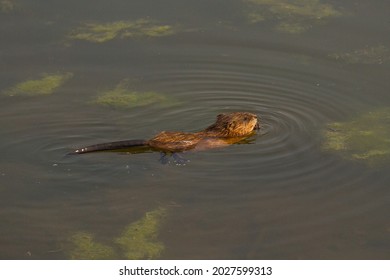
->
[68, 139, 148, 155]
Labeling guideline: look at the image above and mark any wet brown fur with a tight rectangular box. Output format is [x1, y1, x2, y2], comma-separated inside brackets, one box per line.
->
[148, 112, 259, 152]
[71, 112, 259, 154]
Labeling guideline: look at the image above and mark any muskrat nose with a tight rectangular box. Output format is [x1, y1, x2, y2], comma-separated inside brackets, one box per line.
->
[254, 122, 260, 130]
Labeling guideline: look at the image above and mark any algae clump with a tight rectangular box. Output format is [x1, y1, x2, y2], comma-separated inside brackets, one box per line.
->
[69, 232, 118, 260]
[68, 207, 167, 260]
[115, 207, 167, 260]
[94, 80, 178, 109]
[69, 19, 175, 43]
[329, 45, 390, 65]
[244, 0, 342, 34]
[0, 0, 16, 13]
[3, 73, 73, 96]
[323, 108, 390, 165]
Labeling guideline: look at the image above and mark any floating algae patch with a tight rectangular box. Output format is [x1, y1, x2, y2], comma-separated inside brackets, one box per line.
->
[115, 207, 167, 260]
[93, 80, 179, 109]
[3, 73, 73, 96]
[68, 207, 167, 260]
[243, 0, 342, 34]
[323, 108, 390, 165]
[69, 18, 175, 43]
[69, 232, 118, 260]
[329, 45, 390, 65]
[0, 0, 16, 13]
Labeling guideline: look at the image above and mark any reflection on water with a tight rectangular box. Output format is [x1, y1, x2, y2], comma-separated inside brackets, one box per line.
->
[0, 0, 389, 259]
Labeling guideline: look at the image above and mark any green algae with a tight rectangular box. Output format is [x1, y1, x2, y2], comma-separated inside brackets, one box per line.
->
[69, 232, 118, 260]
[68, 207, 167, 260]
[323, 108, 390, 165]
[3, 73, 73, 96]
[0, 0, 16, 13]
[115, 207, 167, 260]
[93, 80, 179, 109]
[244, 0, 342, 34]
[329, 45, 390, 65]
[69, 19, 175, 43]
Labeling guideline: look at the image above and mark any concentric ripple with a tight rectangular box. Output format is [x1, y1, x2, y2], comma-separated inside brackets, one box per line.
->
[132, 50, 382, 189]
[2, 40, 389, 260]
[1, 46, 384, 192]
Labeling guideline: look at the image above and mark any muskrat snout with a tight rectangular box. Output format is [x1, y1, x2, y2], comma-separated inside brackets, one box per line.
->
[252, 115, 260, 130]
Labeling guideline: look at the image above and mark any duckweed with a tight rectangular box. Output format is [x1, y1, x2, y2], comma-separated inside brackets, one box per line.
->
[94, 80, 178, 109]
[244, 0, 342, 34]
[68, 207, 167, 260]
[323, 108, 390, 165]
[3, 73, 73, 96]
[69, 19, 175, 43]
[329, 45, 390, 64]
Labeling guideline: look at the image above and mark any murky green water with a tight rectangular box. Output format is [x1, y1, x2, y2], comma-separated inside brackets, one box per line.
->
[1, 0, 389, 259]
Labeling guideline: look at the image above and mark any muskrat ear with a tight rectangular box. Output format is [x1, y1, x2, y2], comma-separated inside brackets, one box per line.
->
[217, 113, 226, 120]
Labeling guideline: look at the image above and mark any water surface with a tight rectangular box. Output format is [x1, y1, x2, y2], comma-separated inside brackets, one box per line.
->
[1, 0, 390, 259]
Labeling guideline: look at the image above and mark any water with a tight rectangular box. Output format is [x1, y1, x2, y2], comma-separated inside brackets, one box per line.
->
[1, 0, 389, 259]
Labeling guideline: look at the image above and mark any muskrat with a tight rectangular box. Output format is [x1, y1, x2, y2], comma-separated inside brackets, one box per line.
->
[69, 112, 259, 155]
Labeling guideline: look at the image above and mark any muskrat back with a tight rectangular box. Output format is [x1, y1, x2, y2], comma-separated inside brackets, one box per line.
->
[70, 112, 259, 154]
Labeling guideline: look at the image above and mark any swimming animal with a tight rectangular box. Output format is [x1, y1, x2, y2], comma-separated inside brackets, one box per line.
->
[69, 112, 259, 155]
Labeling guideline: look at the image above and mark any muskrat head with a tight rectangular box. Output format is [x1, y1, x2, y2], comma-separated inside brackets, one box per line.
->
[206, 112, 259, 137]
